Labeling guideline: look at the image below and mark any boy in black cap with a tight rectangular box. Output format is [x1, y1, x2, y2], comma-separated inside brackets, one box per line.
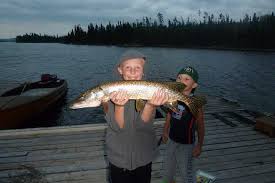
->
[161, 66, 205, 183]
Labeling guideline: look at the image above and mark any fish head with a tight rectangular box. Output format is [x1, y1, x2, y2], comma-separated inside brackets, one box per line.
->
[69, 87, 105, 109]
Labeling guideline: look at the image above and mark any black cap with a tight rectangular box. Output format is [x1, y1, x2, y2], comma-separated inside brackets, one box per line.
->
[177, 66, 199, 83]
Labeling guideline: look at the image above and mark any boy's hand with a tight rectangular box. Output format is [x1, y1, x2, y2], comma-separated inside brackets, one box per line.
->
[192, 144, 202, 157]
[162, 131, 169, 144]
[110, 91, 129, 106]
[147, 89, 169, 107]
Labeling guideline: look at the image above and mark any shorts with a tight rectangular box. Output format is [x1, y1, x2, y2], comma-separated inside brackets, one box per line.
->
[162, 139, 195, 183]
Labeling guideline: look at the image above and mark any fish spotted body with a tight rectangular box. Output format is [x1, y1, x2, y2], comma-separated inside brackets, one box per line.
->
[70, 80, 206, 117]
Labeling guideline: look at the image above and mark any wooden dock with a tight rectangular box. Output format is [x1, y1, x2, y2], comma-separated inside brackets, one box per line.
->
[0, 96, 274, 183]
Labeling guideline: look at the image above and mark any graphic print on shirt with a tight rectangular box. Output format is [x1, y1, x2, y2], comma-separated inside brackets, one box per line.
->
[172, 104, 185, 120]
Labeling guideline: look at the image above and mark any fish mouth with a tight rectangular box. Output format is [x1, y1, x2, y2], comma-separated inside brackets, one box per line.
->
[68, 102, 81, 109]
[68, 99, 86, 109]
[69, 103, 89, 109]
[69, 99, 102, 109]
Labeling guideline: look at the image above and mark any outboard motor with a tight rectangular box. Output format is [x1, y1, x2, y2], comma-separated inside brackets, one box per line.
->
[41, 74, 57, 82]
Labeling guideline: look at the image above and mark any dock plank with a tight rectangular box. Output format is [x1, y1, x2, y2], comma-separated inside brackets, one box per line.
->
[0, 96, 274, 183]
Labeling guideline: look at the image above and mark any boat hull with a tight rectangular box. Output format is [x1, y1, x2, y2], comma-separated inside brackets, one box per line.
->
[0, 80, 67, 129]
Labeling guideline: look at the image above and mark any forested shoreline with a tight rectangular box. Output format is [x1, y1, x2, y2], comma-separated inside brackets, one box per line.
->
[16, 12, 275, 50]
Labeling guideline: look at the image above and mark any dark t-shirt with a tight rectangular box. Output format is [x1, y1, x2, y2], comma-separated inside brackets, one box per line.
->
[169, 101, 196, 144]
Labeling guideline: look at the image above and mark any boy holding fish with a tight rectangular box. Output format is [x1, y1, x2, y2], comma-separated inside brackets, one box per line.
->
[69, 51, 206, 183]
[103, 50, 169, 183]
[161, 66, 206, 183]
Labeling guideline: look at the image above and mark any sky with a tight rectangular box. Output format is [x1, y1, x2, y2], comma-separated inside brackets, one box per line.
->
[0, 0, 274, 38]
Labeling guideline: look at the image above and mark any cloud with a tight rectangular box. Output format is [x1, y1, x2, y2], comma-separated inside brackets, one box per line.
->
[0, 0, 274, 38]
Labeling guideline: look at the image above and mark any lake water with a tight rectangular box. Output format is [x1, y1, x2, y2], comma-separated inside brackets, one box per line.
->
[0, 42, 274, 128]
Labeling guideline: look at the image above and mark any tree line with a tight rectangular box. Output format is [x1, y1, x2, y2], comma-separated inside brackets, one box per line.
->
[16, 12, 275, 49]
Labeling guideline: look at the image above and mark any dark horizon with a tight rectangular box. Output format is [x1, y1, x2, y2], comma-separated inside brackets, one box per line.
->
[0, 38, 16, 42]
[15, 12, 275, 50]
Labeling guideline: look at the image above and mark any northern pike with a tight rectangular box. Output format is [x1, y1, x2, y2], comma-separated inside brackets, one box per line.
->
[69, 80, 206, 117]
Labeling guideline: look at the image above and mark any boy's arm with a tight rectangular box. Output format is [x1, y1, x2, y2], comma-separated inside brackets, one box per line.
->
[197, 107, 205, 146]
[141, 89, 168, 123]
[102, 102, 108, 113]
[109, 91, 129, 129]
[141, 102, 156, 123]
[114, 105, 125, 128]
[193, 107, 205, 157]
[162, 112, 171, 143]
[103, 102, 125, 129]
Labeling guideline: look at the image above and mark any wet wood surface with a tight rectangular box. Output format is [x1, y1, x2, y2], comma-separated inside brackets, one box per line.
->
[0, 96, 274, 183]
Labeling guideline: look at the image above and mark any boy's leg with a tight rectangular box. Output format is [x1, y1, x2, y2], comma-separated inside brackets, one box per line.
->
[162, 139, 177, 183]
[133, 162, 152, 183]
[175, 144, 195, 183]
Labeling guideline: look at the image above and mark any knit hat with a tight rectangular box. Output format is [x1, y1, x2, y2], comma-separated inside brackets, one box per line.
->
[119, 50, 146, 64]
[177, 66, 199, 83]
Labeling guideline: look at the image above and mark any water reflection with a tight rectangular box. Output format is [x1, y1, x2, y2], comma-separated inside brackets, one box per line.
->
[0, 42, 274, 128]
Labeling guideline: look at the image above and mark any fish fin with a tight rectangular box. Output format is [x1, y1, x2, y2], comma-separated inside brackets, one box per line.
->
[135, 99, 146, 112]
[180, 95, 207, 117]
[164, 82, 186, 92]
[164, 101, 178, 113]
